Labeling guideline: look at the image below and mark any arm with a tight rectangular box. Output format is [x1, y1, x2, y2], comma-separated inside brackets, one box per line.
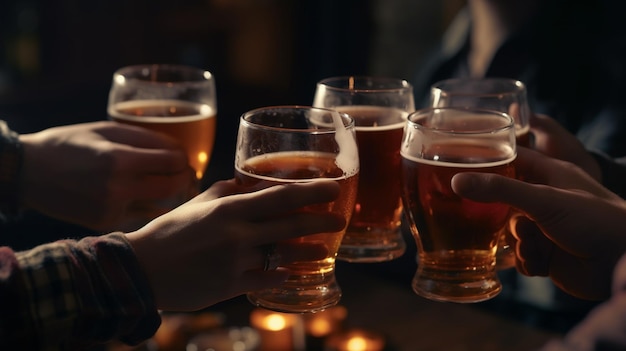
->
[0, 179, 345, 348]
[0, 233, 159, 350]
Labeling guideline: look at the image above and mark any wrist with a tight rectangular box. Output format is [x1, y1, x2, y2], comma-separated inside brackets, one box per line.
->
[0, 120, 24, 220]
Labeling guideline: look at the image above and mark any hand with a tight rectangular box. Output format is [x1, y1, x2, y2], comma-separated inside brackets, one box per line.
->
[539, 254, 626, 351]
[451, 147, 626, 300]
[126, 179, 346, 311]
[19, 121, 192, 231]
[531, 113, 602, 181]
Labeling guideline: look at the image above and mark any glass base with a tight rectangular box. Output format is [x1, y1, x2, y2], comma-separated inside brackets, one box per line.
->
[337, 227, 406, 263]
[412, 269, 502, 303]
[247, 272, 341, 313]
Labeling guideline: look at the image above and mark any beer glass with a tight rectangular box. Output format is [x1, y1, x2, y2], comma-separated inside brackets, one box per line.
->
[429, 77, 531, 269]
[107, 64, 217, 226]
[313, 76, 414, 262]
[401, 107, 517, 303]
[236, 106, 359, 313]
[429, 78, 531, 147]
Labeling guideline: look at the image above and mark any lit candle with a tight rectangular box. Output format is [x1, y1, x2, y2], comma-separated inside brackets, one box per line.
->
[302, 305, 347, 350]
[249, 308, 304, 351]
[325, 328, 385, 351]
[304, 305, 348, 338]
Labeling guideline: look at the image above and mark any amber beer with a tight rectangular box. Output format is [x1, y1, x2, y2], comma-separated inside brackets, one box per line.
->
[108, 99, 216, 180]
[333, 105, 406, 261]
[236, 151, 358, 312]
[401, 140, 516, 302]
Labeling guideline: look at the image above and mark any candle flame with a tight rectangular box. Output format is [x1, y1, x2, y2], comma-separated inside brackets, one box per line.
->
[347, 336, 368, 351]
[310, 318, 331, 337]
[264, 314, 287, 331]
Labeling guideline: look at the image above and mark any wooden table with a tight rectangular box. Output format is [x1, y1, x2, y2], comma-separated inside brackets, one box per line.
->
[108, 260, 563, 351]
[333, 261, 561, 351]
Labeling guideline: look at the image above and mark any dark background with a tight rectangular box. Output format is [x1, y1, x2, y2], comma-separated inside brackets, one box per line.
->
[0, 0, 457, 246]
[0, 0, 456, 183]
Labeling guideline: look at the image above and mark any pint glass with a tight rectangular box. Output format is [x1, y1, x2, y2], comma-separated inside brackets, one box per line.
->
[401, 107, 517, 303]
[430, 78, 531, 147]
[108, 64, 217, 181]
[236, 106, 359, 313]
[430, 78, 531, 269]
[313, 76, 414, 262]
[107, 64, 217, 229]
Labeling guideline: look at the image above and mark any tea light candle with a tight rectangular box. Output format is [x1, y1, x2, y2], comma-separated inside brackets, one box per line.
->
[249, 308, 304, 351]
[186, 327, 260, 351]
[325, 328, 385, 351]
[302, 305, 348, 350]
[304, 305, 347, 338]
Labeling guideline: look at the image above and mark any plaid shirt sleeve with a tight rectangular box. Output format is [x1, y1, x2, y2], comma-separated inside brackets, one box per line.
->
[0, 232, 161, 350]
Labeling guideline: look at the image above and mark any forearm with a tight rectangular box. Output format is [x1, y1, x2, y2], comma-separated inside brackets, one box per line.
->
[0, 233, 161, 349]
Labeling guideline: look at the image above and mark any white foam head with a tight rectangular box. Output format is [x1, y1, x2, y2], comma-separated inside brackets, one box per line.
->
[330, 110, 359, 176]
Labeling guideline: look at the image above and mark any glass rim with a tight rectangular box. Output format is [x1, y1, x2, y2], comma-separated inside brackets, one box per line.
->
[240, 105, 355, 133]
[316, 75, 413, 93]
[112, 63, 214, 84]
[407, 107, 515, 135]
[431, 77, 526, 97]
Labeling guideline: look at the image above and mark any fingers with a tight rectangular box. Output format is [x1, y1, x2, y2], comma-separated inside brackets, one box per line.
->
[266, 180, 342, 215]
[94, 122, 191, 175]
[236, 242, 329, 293]
[244, 242, 329, 273]
[513, 216, 552, 276]
[451, 172, 611, 255]
[97, 121, 182, 149]
[234, 180, 341, 221]
[512, 147, 571, 185]
[529, 113, 562, 136]
[247, 211, 346, 247]
[451, 171, 534, 205]
[451, 171, 593, 223]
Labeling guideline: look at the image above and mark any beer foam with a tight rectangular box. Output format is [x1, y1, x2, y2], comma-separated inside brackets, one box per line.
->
[109, 99, 215, 123]
[330, 110, 359, 176]
[402, 153, 516, 168]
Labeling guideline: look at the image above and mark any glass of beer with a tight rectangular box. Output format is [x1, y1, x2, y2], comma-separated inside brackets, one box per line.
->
[313, 76, 414, 263]
[400, 107, 517, 303]
[236, 106, 359, 313]
[430, 77, 531, 269]
[107, 64, 217, 225]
